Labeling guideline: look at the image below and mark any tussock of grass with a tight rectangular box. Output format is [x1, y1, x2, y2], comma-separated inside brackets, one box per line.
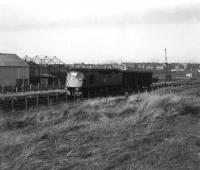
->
[1, 88, 200, 170]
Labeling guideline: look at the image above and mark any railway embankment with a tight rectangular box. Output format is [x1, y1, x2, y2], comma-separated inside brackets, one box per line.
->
[0, 87, 200, 170]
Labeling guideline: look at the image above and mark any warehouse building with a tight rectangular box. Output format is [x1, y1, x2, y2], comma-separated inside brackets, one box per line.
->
[0, 53, 29, 86]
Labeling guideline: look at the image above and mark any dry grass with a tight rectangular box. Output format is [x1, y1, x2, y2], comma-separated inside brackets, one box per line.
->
[0, 88, 200, 170]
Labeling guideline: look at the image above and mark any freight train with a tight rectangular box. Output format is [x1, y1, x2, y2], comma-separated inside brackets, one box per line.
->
[65, 68, 152, 97]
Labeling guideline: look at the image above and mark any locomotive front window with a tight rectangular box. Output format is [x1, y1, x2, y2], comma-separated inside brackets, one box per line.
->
[76, 72, 84, 79]
[71, 72, 78, 76]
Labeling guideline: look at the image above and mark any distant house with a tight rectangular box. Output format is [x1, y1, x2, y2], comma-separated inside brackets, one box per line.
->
[0, 53, 29, 86]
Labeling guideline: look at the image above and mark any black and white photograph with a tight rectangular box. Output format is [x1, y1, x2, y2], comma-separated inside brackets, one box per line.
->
[0, 0, 200, 169]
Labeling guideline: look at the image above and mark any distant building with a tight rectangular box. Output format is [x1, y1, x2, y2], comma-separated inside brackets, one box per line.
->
[171, 68, 185, 72]
[183, 63, 188, 70]
[171, 71, 185, 80]
[146, 65, 154, 70]
[156, 65, 164, 71]
[186, 73, 193, 78]
[0, 53, 29, 86]
[171, 65, 185, 72]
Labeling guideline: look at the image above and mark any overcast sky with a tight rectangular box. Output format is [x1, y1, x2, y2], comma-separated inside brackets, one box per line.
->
[0, 0, 200, 63]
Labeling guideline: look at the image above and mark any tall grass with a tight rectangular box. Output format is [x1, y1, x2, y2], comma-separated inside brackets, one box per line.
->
[0, 88, 200, 170]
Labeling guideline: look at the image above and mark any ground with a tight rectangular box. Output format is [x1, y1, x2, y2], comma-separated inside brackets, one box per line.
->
[0, 86, 200, 170]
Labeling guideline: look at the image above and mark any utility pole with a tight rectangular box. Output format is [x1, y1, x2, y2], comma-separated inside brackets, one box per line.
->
[165, 48, 168, 64]
[164, 48, 168, 82]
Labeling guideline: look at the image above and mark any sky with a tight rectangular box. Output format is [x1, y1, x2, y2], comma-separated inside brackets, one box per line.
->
[0, 0, 200, 63]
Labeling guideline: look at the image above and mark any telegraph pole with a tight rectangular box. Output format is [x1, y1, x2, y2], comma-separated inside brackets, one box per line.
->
[164, 48, 168, 82]
[165, 48, 167, 64]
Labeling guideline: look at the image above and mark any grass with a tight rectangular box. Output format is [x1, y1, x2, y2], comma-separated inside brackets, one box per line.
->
[0, 87, 200, 170]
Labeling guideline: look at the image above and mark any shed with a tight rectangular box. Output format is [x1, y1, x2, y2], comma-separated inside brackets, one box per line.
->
[0, 53, 29, 86]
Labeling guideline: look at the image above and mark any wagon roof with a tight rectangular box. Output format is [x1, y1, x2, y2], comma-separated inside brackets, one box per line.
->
[0, 53, 29, 67]
[69, 68, 152, 74]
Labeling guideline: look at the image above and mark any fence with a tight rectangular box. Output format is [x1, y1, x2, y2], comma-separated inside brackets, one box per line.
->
[0, 84, 65, 94]
[0, 92, 67, 113]
[151, 80, 200, 89]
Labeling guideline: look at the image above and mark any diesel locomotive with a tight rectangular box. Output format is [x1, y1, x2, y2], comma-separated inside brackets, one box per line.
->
[65, 68, 152, 97]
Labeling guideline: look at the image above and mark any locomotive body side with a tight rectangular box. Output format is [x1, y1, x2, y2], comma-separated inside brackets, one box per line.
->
[83, 69, 122, 88]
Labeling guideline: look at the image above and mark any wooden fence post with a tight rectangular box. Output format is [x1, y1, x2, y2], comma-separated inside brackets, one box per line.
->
[47, 95, 50, 105]
[11, 98, 14, 112]
[2, 85, 4, 93]
[94, 90, 97, 97]
[125, 91, 128, 99]
[36, 95, 39, 107]
[58, 81, 61, 89]
[21, 84, 24, 92]
[25, 97, 28, 110]
[30, 84, 32, 91]
[56, 94, 59, 103]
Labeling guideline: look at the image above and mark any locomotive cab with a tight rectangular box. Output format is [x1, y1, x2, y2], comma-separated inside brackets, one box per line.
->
[66, 71, 84, 88]
[65, 71, 84, 97]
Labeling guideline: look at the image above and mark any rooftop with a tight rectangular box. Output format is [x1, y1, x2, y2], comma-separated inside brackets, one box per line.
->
[0, 53, 29, 67]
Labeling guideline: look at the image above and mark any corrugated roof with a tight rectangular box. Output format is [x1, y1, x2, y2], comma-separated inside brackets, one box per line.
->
[0, 53, 29, 67]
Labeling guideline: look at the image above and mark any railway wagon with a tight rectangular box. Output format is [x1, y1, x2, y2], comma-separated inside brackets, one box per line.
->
[122, 71, 153, 92]
[65, 68, 152, 97]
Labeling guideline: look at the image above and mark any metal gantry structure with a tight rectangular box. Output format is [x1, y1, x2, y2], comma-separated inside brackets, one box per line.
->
[24, 55, 66, 65]
[24, 55, 67, 86]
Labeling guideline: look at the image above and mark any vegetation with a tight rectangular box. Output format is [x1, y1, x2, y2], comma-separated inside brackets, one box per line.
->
[0, 87, 200, 170]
